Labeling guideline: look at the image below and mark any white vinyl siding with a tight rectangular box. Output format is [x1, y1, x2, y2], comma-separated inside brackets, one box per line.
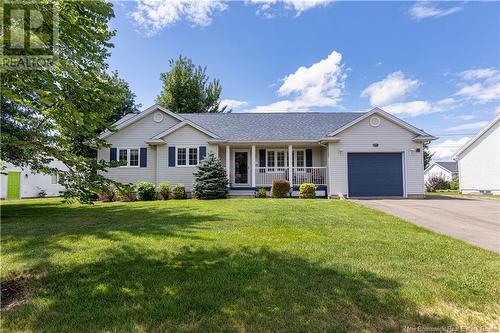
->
[424, 164, 453, 182]
[157, 125, 218, 191]
[328, 115, 424, 197]
[96, 110, 179, 184]
[458, 120, 500, 194]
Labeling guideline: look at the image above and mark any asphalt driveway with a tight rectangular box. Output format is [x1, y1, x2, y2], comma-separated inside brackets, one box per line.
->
[353, 196, 500, 253]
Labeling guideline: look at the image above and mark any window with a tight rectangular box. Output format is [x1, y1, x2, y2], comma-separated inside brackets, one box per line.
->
[266, 149, 305, 171]
[267, 151, 275, 171]
[129, 149, 139, 166]
[177, 148, 187, 166]
[50, 174, 58, 185]
[176, 147, 199, 166]
[117, 148, 140, 167]
[189, 148, 198, 166]
[295, 150, 305, 168]
[119, 149, 128, 163]
[277, 151, 286, 168]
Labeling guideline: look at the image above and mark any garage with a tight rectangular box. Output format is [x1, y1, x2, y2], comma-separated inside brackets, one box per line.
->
[347, 153, 404, 197]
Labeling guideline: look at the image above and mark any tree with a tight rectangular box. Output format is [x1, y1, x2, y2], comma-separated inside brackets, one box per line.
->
[423, 142, 434, 170]
[0, 0, 124, 202]
[192, 153, 229, 199]
[63, 70, 141, 158]
[156, 55, 226, 113]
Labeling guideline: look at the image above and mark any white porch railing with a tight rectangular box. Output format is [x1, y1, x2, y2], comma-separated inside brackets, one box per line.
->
[255, 167, 327, 186]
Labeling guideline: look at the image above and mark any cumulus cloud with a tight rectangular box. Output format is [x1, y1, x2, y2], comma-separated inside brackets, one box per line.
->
[220, 99, 248, 110]
[455, 68, 500, 104]
[409, 2, 462, 21]
[244, 50, 346, 112]
[131, 0, 227, 35]
[361, 71, 419, 106]
[429, 137, 470, 161]
[446, 121, 489, 131]
[250, 0, 332, 17]
[381, 101, 434, 117]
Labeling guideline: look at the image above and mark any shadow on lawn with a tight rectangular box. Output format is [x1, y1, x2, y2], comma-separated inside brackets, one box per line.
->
[1, 202, 224, 270]
[2, 246, 455, 332]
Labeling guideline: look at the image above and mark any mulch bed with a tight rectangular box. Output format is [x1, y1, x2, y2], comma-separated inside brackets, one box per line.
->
[1, 276, 29, 311]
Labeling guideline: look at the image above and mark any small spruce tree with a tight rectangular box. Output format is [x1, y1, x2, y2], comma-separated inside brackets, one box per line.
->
[192, 153, 229, 199]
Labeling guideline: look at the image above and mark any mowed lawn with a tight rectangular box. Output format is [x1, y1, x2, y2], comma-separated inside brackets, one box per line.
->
[1, 198, 498, 332]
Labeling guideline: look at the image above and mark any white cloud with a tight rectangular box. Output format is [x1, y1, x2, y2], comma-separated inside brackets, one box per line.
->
[459, 68, 499, 81]
[446, 121, 489, 132]
[220, 99, 248, 110]
[429, 137, 470, 161]
[250, 0, 332, 17]
[495, 106, 500, 114]
[131, 0, 227, 35]
[409, 2, 462, 21]
[455, 68, 500, 104]
[244, 50, 346, 112]
[381, 100, 435, 117]
[457, 115, 475, 121]
[361, 71, 419, 106]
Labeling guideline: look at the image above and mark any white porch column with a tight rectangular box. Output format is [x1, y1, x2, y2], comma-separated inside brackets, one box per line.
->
[251, 145, 256, 188]
[288, 144, 293, 185]
[226, 145, 231, 187]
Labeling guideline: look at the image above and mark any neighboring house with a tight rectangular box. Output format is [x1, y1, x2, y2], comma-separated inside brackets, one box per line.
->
[0, 160, 67, 200]
[98, 104, 436, 198]
[424, 161, 458, 183]
[454, 115, 500, 195]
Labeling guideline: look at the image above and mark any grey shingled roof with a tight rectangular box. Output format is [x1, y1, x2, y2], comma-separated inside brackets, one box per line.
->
[180, 112, 366, 141]
[435, 161, 458, 173]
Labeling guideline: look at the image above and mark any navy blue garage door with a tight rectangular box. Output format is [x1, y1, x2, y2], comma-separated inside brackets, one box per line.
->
[348, 153, 403, 197]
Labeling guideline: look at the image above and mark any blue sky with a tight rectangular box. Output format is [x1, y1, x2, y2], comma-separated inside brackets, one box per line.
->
[108, 1, 500, 160]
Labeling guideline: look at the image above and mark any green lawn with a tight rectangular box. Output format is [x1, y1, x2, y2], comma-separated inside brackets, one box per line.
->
[1, 198, 498, 332]
[427, 190, 500, 199]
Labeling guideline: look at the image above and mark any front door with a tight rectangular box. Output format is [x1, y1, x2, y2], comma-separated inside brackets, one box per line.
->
[234, 151, 249, 184]
[7, 172, 21, 200]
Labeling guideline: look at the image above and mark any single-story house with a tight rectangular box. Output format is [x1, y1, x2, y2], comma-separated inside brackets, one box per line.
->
[98, 104, 437, 198]
[424, 161, 458, 183]
[454, 115, 499, 195]
[0, 161, 67, 200]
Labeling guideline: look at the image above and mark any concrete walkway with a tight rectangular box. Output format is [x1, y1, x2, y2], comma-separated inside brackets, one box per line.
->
[353, 196, 500, 253]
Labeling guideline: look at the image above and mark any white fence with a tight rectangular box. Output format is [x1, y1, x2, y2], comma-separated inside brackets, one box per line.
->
[255, 167, 327, 186]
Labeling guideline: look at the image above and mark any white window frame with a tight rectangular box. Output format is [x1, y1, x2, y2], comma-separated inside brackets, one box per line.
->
[117, 147, 141, 168]
[265, 149, 306, 172]
[176, 146, 199, 167]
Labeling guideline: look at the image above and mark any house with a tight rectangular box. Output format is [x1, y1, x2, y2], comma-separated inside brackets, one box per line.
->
[424, 161, 458, 183]
[98, 104, 437, 198]
[0, 160, 67, 200]
[454, 115, 500, 195]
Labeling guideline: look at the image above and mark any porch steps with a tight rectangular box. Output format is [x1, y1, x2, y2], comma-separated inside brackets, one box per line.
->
[228, 189, 255, 198]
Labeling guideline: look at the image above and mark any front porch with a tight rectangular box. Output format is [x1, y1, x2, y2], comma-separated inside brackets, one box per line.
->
[218, 143, 328, 189]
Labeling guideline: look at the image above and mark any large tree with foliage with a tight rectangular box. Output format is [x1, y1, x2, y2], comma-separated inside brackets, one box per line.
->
[0, 0, 130, 202]
[156, 55, 226, 113]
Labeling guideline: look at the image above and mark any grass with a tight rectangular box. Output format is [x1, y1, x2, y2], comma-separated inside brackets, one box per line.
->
[427, 190, 500, 199]
[1, 198, 499, 332]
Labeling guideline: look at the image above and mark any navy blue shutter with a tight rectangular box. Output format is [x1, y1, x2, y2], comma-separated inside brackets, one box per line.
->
[259, 149, 266, 173]
[305, 149, 313, 167]
[110, 148, 117, 162]
[259, 149, 266, 167]
[168, 147, 176, 167]
[140, 148, 147, 167]
[199, 146, 207, 161]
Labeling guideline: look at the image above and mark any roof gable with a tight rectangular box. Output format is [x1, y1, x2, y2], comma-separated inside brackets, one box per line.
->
[455, 115, 500, 158]
[327, 108, 435, 139]
[435, 161, 458, 173]
[151, 120, 220, 140]
[100, 104, 184, 139]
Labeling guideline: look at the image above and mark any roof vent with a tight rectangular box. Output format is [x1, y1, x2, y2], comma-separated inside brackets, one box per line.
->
[369, 116, 381, 127]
